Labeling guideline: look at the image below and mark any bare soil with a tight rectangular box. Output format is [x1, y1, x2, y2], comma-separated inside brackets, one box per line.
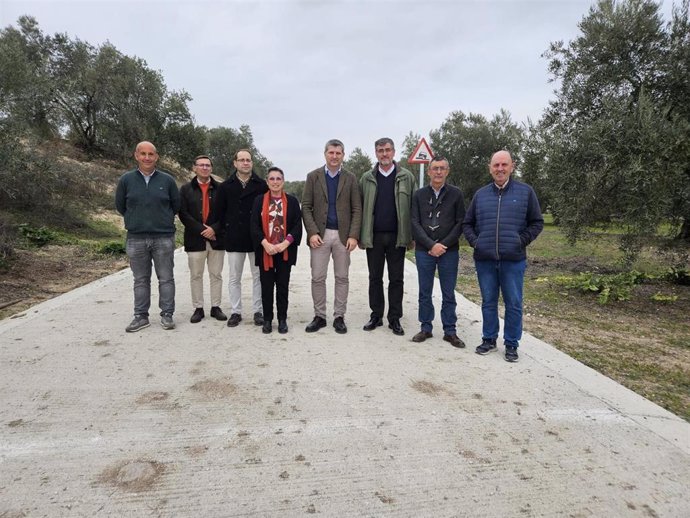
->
[459, 256, 690, 421]
[0, 244, 128, 320]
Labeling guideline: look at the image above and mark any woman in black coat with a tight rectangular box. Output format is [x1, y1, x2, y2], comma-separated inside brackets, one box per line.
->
[250, 167, 303, 334]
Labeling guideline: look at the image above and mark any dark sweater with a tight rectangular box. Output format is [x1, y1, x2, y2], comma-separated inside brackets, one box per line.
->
[115, 169, 180, 239]
[373, 170, 398, 233]
[462, 179, 543, 261]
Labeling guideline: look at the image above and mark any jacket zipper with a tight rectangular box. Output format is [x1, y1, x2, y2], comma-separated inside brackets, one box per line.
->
[495, 189, 502, 259]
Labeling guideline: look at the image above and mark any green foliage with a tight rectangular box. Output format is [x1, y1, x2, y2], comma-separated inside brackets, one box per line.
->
[205, 125, 272, 179]
[539, 0, 690, 253]
[429, 109, 523, 203]
[96, 240, 126, 255]
[283, 180, 305, 201]
[343, 147, 373, 180]
[18, 223, 58, 247]
[650, 292, 678, 303]
[0, 120, 99, 227]
[0, 16, 203, 162]
[553, 270, 648, 304]
[399, 131, 423, 180]
[664, 266, 690, 285]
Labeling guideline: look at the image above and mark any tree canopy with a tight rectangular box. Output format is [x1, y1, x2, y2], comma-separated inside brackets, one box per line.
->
[534, 0, 690, 254]
[0, 16, 270, 171]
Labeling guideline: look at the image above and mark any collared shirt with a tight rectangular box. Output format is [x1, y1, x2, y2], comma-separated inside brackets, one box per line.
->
[237, 173, 251, 188]
[378, 163, 395, 177]
[138, 169, 155, 185]
[494, 178, 510, 190]
[325, 165, 341, 179]
[431, 183, 445, 198]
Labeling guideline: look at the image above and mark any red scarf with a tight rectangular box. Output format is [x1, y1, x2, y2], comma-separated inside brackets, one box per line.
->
[261, 191, 289, 271]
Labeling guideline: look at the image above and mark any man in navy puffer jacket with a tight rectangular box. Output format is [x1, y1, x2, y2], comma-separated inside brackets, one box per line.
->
[462, 150, 543, 362]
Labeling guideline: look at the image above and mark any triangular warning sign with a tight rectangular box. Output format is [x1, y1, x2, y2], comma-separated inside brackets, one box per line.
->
[407, 137, 434, 164]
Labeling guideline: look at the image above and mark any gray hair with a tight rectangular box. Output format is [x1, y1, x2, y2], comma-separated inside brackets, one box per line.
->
[324, 139, 345, 153]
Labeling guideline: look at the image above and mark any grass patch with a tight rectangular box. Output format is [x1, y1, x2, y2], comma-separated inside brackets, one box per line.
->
[453, 214, 690, 421]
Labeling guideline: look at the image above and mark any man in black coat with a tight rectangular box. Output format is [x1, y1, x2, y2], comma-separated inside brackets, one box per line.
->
[210, 149, 268, 328]
[178, 155, 227, 324]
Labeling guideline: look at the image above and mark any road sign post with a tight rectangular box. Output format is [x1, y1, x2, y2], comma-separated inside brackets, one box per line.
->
[407, 137, 434, 187]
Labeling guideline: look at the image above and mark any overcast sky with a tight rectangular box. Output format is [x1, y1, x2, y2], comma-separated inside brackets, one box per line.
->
[1, 0, 676, 180]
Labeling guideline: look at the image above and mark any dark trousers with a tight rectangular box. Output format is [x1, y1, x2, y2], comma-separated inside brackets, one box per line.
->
[366, 232, 406, 321]
[259, 254, 292, 321]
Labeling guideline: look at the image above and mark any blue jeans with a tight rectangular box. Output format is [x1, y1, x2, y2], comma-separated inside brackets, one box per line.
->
[475, 259, 526, 347]
[126, 235, 176, 317]
[415, 249, 459, 335]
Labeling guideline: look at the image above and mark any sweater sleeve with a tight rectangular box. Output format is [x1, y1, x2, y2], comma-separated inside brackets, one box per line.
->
[115, 175, 127, 216]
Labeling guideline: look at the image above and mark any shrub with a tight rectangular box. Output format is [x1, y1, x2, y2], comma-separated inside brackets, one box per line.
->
[664, 267, 690, 286]
[553, 271, 648, 304]
[18, 223, 58, 247]
[97, 240, 126, 255]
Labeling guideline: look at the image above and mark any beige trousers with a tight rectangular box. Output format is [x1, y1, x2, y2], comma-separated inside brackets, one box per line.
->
[187, 242, 225, 309]
[310, 228, 351, 319]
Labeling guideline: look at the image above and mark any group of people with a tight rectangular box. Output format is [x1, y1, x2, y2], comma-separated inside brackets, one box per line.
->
[115, 138, 543, 362]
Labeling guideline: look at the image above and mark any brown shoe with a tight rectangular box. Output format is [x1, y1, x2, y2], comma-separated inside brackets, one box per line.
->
[411, 331, 433, 343]
[443, 334, 466, 348]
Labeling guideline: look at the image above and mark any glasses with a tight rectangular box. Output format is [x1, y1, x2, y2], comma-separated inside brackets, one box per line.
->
[195, 163, 212, 168]
[267, 177, 283, 181]
[430, 166, 449, 172]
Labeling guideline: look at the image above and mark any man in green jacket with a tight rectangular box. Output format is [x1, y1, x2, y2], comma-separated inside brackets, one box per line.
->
[359, 138, 416, 336]
[115, 141, 181, 332]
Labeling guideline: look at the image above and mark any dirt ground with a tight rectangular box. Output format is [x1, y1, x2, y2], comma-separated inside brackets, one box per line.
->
[0, 244, 128, 320]
[458, 256, 690, 421]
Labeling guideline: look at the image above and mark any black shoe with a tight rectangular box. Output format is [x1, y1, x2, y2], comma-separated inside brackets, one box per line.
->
[254, 312, 264, 326]
[443, 334, 466, 348]
[262, 320, 272, 334]
[305, 316, 327, 333]
[333, 316, 347, 334]
[227, 313, 242, 327]
[475, 338, 497, 355]
[411, 331, 433, 343]
[388, 319, 404, 336]
[190, 308, 204, 324]
[363, 316, 383, 331]
[278, 319, 288, 334]
[505, 345, 519, 362]
[210, 306, 227, 321]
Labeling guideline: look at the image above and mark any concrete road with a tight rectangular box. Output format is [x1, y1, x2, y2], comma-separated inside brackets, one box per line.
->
[1, 250, 688, 517]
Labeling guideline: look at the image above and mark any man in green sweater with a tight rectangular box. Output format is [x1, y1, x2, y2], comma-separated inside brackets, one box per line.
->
[115, 141, 181, 332]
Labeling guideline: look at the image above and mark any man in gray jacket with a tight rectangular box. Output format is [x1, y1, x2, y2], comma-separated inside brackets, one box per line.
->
[301, 139, 362, 334]
[359, 138, 416, 336]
